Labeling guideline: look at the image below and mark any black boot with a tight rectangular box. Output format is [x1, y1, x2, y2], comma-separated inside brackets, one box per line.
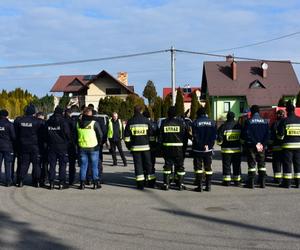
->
[80, 181, 85, 190]
[18, 180, 23, 188]
[258, 172, 266, 188]
[234, 181, 241, 187]
[148, 178, 156, 188]
[279, 179, 291, 188]
[49, 181, 55, 190]
[137, 181, 144, 190]
[295, 179, 300, 188]
[162, 174, 170, 191]
[194, 173, 203, 192]
[93, 180, 101, 189]
[245, 175, 255, 189]
[176, 175, 185, 191]
[205, 175, 212, 192]
[222, 181, 230, 186]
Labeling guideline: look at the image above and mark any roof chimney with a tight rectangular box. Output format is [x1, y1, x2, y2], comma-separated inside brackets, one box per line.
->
[226, 55, 234, 62]
[117, 72, 128, 85]
[232, 61, 237, 80]
[261, 62, 268, 78]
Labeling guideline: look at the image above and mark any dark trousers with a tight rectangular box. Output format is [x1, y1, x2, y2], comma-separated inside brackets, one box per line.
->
[132, 151, 152, 181]
[163, 147, 184, 175]
[246, 147, 266, 176]
[272, 150, 283, 179]
[193, 151, 213, 175]
[222, 153, 241, 181]
[48, 151, 68, 182]
[0, 151, 14, 184]
[19, 150, 41, 182]
[282, 149, 300, 180]
[40, 152, 48, 183]
[110, 140, 126, 165]
[68, 145, 77, 183]
[150, 148, 156, 173]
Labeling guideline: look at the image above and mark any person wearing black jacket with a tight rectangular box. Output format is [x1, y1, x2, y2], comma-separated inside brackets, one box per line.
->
[242, 105, 269, 189]
[159, 106, 187, 191]
[46, 107, 71, 190]
[192, 107, 217, 192]
[217, 112, 242, 186]
[0, 109, 16, 186]
[269, 110, 285, 184]
[14, 104, 45, 187]
[64, 108, 78, 185]
[277, 102, 300, 188]
[77, 107, 103, 190]
[124, 105, 154, 190]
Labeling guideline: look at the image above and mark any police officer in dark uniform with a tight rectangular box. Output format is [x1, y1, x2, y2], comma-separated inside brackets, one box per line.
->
[124, 105, 154, 190]
[64, 108, 78, 185]
[0, 109, 16, 186]
[36, 112, 48, 187]
[217, 111, 242, 186]
[242, 105, 269, 189]
[14, 104, 45, 187]
[46, 107, 71, 190]
[192, 107, 217, 192]
[277, 102, 300, 188]
[270, 109, 285, 184]
[159, 106, 187, 191]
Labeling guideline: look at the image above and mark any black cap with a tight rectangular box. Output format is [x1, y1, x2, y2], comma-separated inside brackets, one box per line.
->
[250, 105, 259, 115]
[0, 109, 9, 117]
[143, 110, 150, 118]
[25, 104, 36, 116]
[167, 106, 176, 118]
[286, 101, 295, 113]
[227, 111, 235, 121]
[197, 106, 206, 117]
[54, 106, 64, 115]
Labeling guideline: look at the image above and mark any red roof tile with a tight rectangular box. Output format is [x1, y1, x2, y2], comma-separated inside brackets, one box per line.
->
[163, 87, 201, 102]
[50, 75, 89, 92]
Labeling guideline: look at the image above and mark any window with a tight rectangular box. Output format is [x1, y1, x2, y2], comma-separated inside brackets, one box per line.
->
[249, 80, 265, 89]
[240, 102, 245, 113]
[106, 88, 121, 95]
[224, 102, 230, 113]
[183, 87, 192, 94]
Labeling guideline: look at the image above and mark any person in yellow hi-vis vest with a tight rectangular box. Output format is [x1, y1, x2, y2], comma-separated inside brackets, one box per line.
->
[77, 107, 103, 190]
[107, 112, 127, 166]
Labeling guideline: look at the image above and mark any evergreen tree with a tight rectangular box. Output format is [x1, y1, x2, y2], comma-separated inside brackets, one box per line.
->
[153, 96, 163, 121]
[175, 88, 184, 117]
[190, 92, 199, 120]
[143, 80, 157, 105]
[162, 94, 172, 117]
[296, 91, 300, 107]
[278, 97, 286, 107]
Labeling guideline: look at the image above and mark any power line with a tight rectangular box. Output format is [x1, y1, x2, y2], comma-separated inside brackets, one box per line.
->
[175, 49, 300, 65]
[0, 49, 168, 70]
[207, 31, 300, 53]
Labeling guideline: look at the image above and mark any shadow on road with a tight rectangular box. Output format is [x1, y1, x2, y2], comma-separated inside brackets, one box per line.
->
[0, 211, 75, 249]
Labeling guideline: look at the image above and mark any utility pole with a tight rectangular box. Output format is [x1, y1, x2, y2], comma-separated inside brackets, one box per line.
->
[171, 46, 176, 105]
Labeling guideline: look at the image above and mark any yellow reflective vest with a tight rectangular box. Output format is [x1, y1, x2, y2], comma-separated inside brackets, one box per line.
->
[77, 120, 98, 148]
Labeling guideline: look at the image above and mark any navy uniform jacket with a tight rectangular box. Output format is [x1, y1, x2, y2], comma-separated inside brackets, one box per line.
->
[192, 115, 217, 152]
[0, 117, 16, 152]
[241, 113, 269, 147]
[46, 113, 71, 153]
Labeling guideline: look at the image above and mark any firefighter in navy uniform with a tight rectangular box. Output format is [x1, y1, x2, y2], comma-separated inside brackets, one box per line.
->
[46, 107, 71, 190]
[14, 104, 45, 187]
[143, 110, 158, 175]
[217, 111, 242, 186]
[277, 102, 300, 188]
[192, 107, 217, 192]
[0, 109, 16, 186]
[159, 106, 187, 191]
[270, 110, 285, 184]
[124, 105, 155, 190]
[242, 105, 269, 189]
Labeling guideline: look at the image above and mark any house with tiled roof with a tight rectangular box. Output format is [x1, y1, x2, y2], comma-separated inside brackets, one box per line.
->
[51, 70, 135, 108]
[163, 85, 201, 114]
[201, 56, 300, 122]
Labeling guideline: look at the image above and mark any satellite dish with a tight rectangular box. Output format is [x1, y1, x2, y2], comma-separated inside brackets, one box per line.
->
[261, 62, 268, 70]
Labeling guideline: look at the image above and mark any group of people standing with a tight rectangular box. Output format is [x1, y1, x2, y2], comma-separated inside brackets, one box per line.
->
[0, 101, 299, 191]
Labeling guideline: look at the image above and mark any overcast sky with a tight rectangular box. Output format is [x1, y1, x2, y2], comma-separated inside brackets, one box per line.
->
[0, 0, 299, 97]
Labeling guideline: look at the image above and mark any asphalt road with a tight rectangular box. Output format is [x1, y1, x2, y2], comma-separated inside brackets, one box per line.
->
[0, 146, 299, 250]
